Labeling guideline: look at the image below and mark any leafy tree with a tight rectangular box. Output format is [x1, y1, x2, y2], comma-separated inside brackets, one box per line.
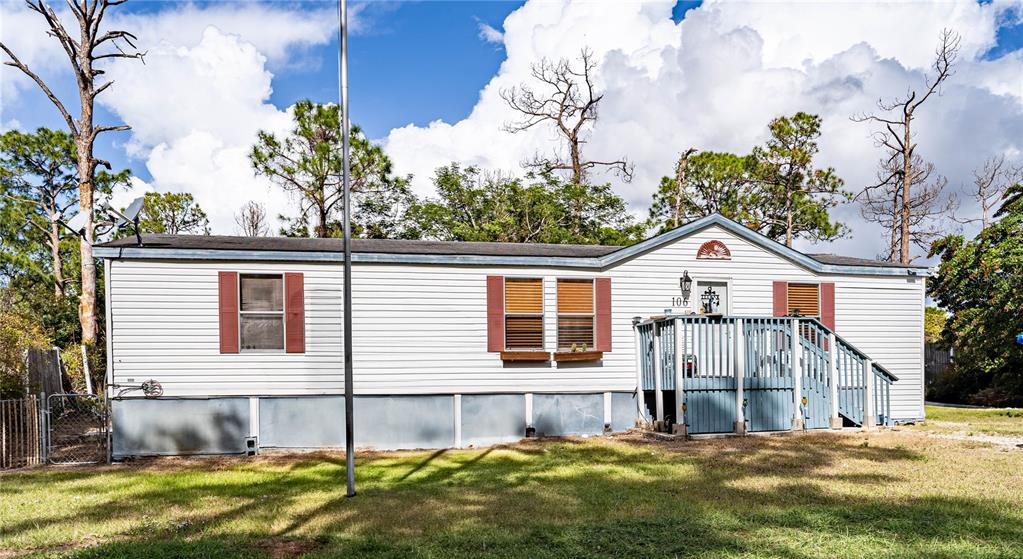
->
[924, 306, 946, 344]
[250, 100, 415, 239]
[927, 182, 1023, 406]
[137, 192, 210, 235]
[0, 289, 52, 399]
[0, 128, 78, 296]
[0, 128, 126, 364]
[647, 151, 759, 234]
[411, 165, 642, 245]
[751, 112, 849, 246]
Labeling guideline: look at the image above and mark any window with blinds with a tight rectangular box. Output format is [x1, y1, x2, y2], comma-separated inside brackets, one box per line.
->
[787, 283, 820, 317]
[557, 279, 594, 350]
[505, 278, 544, 349]
[239, 274, 285, 351]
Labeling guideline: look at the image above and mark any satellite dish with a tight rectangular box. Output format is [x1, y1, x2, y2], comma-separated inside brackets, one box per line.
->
[99, 196, 146, 246]
[65, 211, 88, 233]
[116, 196, 145, 228]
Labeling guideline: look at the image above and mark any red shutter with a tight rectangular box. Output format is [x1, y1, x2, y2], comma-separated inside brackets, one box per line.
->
[218, 271, 239, 354]
[487, 276, 504, 352]
[820, 282, 835, 331]
[285, 272, 305, 353]
[772, 281, 787, 317]
[595, 277, 612, 352]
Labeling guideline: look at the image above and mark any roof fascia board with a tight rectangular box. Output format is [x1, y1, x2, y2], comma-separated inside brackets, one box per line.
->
[92, 246, 601, 268]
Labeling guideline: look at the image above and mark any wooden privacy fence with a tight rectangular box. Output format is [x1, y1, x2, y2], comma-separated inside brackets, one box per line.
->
[1, 396, 42, 469]
[924, 343, 953, 386]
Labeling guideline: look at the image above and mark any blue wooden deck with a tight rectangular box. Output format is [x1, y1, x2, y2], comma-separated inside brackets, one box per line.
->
[637, 315, 897, 435]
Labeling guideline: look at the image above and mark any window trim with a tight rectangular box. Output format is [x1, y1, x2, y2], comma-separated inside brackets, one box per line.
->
[786, 281, 821, 318]
[556, 277, 596, 351]
[503, 276, 545, 351]
[237, 272, 287, 353]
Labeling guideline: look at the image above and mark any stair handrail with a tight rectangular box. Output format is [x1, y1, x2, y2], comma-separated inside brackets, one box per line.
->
[796, 317, 899, 382]
[635, 314, 899, 383]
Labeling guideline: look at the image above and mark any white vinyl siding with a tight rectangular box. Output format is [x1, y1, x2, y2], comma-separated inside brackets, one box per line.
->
[106, 224, 925, 420]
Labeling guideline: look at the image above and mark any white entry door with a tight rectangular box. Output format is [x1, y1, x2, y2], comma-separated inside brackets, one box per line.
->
[696, 281, 729, 314]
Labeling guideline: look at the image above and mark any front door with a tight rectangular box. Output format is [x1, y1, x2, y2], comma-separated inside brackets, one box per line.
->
[696, 281, 728, 314]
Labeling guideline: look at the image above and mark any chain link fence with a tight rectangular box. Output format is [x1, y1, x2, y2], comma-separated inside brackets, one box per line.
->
[46, 393, 107, 465]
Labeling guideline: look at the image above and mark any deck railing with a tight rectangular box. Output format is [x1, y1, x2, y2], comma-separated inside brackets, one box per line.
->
[635, 314, 896, 432]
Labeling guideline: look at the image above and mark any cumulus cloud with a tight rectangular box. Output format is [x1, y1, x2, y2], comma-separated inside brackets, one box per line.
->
[97, 26, 301, 233]
[383, 0, 1023, 260]
[0, 2, 345, 234]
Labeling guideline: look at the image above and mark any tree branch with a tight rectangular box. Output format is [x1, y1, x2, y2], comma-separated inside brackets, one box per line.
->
[0, 44, 79, 135]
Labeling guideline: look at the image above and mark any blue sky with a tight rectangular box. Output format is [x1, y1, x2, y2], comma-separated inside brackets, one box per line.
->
[2, 0, 1021, 259]
[278, 0, 526, 138]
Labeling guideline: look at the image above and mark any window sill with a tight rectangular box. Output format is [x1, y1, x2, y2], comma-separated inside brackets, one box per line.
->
[553, 350, 603, 362]
[500, 351, 552, 362]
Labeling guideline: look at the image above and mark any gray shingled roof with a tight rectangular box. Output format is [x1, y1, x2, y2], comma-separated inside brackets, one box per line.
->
[805, 253, 916, 269]
[98, 234, 919, 269]
[98, 234, 621, 258]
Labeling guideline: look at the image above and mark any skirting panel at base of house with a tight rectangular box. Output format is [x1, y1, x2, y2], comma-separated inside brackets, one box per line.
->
[111, 392, 642, 458]
[112, 398, 251, 457]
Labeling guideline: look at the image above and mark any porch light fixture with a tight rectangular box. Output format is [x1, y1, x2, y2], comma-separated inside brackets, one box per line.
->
[680, 271, 692, 305]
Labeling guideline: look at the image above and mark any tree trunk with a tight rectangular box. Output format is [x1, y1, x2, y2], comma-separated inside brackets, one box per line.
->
[569, 137, 583, 186]
[889, 202, 899, 261]
[49, 218, 64, 297]
[317, 205, 328, 238]
[76, 97, 98, 346]
[900, 120, 912, 264]
[785, 190, 794, 247]
[672, 149, 695, 229]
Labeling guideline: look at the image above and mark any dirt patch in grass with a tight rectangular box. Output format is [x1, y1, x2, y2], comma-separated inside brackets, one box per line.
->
[252, 538, 324, 559]
[908, 405, 1023, 447]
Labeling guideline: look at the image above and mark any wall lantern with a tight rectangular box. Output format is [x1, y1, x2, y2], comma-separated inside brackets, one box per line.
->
[679, 271, 693, 305]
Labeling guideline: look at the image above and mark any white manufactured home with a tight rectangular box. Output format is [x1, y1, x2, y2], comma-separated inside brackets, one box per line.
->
[95, 214, 927, 457]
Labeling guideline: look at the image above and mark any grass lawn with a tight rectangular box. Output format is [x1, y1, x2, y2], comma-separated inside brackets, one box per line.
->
[910, 404, 1023, 438]
[2, 416, 1022, 558]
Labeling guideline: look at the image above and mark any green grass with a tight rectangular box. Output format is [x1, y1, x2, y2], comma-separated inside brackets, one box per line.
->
[2, 430, 1022, 559]
[913, 404, 1023, 437]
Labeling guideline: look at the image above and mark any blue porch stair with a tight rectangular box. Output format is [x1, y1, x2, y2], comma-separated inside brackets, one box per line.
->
[635, 315, 897, 435]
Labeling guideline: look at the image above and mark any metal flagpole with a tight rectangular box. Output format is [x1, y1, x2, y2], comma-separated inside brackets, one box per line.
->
[338, 0, 356, 497]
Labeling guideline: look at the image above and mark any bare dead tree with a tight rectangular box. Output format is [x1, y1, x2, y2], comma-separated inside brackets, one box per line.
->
[851, 29, 960, 264]
[962, 155, 1022, 229]
[1, 0, 143, 344]
[500, 48, 633, 186]
[234, 201, 269, 237]
[860, 152, 958, 261]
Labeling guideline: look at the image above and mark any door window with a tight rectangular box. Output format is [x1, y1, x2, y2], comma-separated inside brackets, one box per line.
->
[696, 281, 728, 314]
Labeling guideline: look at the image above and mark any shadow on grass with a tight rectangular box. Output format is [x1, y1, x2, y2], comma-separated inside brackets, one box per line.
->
[5, 432, 1023, 558]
